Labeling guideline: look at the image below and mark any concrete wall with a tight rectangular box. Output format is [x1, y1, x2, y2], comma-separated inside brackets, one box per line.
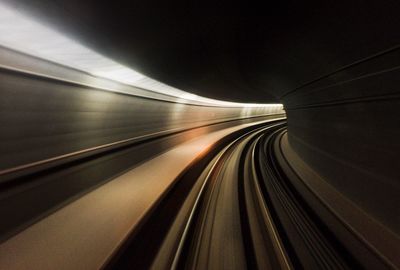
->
[282, 47, 400, 234]
[0, 48, 284, 170]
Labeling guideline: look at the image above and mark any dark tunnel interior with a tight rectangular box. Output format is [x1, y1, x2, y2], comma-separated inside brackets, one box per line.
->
[0, 1, 399, 269]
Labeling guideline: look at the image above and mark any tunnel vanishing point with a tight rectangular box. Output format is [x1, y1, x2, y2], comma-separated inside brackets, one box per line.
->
[0, 1, 399, 269]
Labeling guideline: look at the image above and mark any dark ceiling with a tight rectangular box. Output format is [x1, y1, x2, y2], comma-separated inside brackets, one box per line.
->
[7, 0, 400, 102]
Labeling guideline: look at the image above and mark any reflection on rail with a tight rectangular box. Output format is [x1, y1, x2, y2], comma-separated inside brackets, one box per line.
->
[108, 120, 397, 270]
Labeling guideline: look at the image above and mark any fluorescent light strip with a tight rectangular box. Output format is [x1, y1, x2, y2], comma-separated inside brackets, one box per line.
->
[0, 3, 282, 108]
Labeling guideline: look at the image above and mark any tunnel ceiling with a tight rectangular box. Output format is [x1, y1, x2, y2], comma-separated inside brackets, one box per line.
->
[7, 0, 400, 103]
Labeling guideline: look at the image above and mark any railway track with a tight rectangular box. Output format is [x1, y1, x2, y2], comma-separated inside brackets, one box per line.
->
[109, 119, 397, 270]
[1, 118, 396, 269]
[107, 121, 290, 269]
[174, 123, 290, 270]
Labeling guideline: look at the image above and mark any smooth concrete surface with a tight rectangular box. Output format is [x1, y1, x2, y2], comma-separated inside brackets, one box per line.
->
[0, 46, 283, 171]
[280, 133, 400, 269]
[283, 48, 400, 235]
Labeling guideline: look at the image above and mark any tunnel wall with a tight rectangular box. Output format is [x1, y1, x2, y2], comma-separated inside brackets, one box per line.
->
[282, 47, 400, 234]
[0, 47, 284, 171]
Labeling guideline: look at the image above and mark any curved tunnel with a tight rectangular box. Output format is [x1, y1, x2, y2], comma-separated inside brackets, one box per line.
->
[0, 1, 399, 269]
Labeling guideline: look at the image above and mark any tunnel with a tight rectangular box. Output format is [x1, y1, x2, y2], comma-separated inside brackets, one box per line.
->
[0, 1, 399, 269]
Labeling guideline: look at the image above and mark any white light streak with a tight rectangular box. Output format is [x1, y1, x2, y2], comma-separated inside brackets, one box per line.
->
[0, 3, 282, 108]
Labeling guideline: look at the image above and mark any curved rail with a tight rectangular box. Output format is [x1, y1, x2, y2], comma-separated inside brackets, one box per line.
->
[109, 119, 397, 270]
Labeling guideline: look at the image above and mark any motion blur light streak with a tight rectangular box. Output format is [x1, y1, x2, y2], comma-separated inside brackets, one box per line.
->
[0, 2, 281, 108]
[0, 1, 399, 270]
